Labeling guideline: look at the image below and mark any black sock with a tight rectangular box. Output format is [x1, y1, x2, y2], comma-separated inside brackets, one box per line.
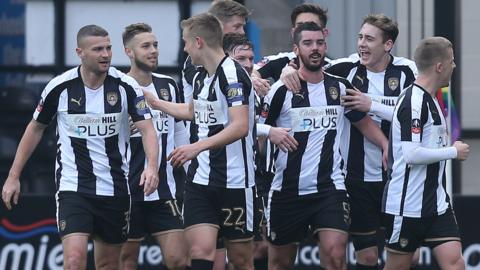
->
[191, 259, 214, 270]
[254, 257, 268, 270]
[356, 263, 379, 270]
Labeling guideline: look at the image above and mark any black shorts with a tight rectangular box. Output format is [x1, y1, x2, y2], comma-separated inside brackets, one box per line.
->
[128, 199, 184, 241]
[183, 181, 259, 241]
[266, 190, 350, 246]
[345, 180, 384, 235]
[254, 194, 267, 242]
[56, 191, 130, 244]
[383, 207, 461, 253]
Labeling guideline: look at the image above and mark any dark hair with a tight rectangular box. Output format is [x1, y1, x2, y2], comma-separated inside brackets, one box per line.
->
[77, 24, 108, 47]
[122, 23, 152, 46]
[222, 33, 252, 54]
[362, 14, 399, 43]
[181, 13, 223, 48]
[208, 0, 250, 23]
[293, 21, 323, 45]
[414, 36, 453, 72]
[290, 3, 328, 28]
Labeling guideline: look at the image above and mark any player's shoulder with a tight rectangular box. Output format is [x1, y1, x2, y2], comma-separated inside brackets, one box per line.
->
[324, 71, 352, 88]
[42, 67, 79, 95]
[256, 51, 295, 68]
[152, 72, 177, 85]
[391, 56, 418, 74]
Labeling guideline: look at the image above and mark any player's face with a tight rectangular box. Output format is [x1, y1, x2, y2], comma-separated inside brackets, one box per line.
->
[222, 15, 246, 34]
[357, 23, 393, 72]
[439, 48, 455, 88]
[183, 30, 200, 65]
[77, 35, 112, 75]
[230, 45, 254, 75]
[295, 30, 326, 72]
[131, 32, 158, 72]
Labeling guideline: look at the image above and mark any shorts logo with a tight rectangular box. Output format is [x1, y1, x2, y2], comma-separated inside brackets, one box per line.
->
[399, 238, 409, 248]
[158, 88, 170, 100]
[342, 202, 351, 225]
[59, 220, 66, 232]
[388, 77, 399, 91]
[411, 118, 421, 134]
[106, 92, 118, 106]
[329, 87, 339, 100]
[261, 103, 269, 119]
[36, 98, 44, 112]
[270, 231, 276, 241]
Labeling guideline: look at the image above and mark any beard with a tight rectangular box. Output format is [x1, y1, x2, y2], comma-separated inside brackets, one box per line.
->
[299, 52, 323, 72]
[135, 57, 157, 72]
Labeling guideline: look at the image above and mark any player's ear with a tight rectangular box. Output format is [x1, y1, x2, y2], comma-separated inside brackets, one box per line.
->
[293, 44, 299, 56]
[76, 47, 83, 59]
[384, 39, 394, 52]
[195, 36, 203, 49]
[125, 47, 133, 59]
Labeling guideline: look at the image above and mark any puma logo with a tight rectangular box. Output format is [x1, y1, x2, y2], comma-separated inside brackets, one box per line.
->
[70, 97, 82, 106]
[355, 75, 364, 85]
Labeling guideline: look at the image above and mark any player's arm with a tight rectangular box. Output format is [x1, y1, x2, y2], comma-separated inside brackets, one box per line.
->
[168, 105, 249, 167]
[352, 115, 389, 168]
[2, 120, 47, 210]
[401, 141, 468, 165]
[133, 119, 159, 196]
[143, 89, 194, 121]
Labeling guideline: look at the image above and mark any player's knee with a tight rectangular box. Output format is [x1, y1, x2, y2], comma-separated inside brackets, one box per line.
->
[190, 244, 216, 261]
[64, 251, 85, 270]
[450, 254, 465, 270]
[268, 255, 294, 270]
[356, 248, 379, 266]
[164, 254, 188, 270]
[228, 253, 253, 270]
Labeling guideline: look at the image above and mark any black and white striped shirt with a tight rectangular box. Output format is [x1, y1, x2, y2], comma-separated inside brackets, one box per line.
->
[188, 56, 255, 189]
[260, 73, 366, 196]
[327, 55, 417, 183]
[33, 66, 151, 197]
[382, 84, 450, 217]
[127, 73, 188, 202]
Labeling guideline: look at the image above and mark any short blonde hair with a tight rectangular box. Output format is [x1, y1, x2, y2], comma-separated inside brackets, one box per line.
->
[414, 37, 452, 72]
[181, 13, 223, 48]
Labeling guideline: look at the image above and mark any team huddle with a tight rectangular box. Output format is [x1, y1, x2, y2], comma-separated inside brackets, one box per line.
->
[1, 1, 471, 270]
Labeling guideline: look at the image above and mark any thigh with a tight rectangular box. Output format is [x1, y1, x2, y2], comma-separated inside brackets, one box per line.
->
[57, 191, 93, 239]
[155, 230, 188, 261]
[92, 195, 130, 244]
[148, 199, 184, 236]
[266, 191, 310, 246]
[219, 186, 256, 241]
[268, 242, 298, 270]
[185, 224, 219, 261]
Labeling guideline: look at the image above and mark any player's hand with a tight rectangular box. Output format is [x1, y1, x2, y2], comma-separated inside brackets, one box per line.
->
[168, 143, 201, 168]
[281, 65, 301, 93]
[142, 89, 158, 108]
[382, 144, 388, 170]
[2, 176, 21, 210]
[252, 77, 270, 97]
[268, 127, 298, 152]
[342, 88, 372, 112]
[140, 166, 159, 196]
[129, 117, 139, 135]
[453, 141, 470, 161]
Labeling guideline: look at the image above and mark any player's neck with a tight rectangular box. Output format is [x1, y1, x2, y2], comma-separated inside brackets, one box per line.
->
[414, 74, 439, 97]
[299, 67, 324, 84]
[128, 67, 152, 87]
[366, 53, 391, 73]
[202, 48, 227, 77]
[80, 65, 107, 90]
